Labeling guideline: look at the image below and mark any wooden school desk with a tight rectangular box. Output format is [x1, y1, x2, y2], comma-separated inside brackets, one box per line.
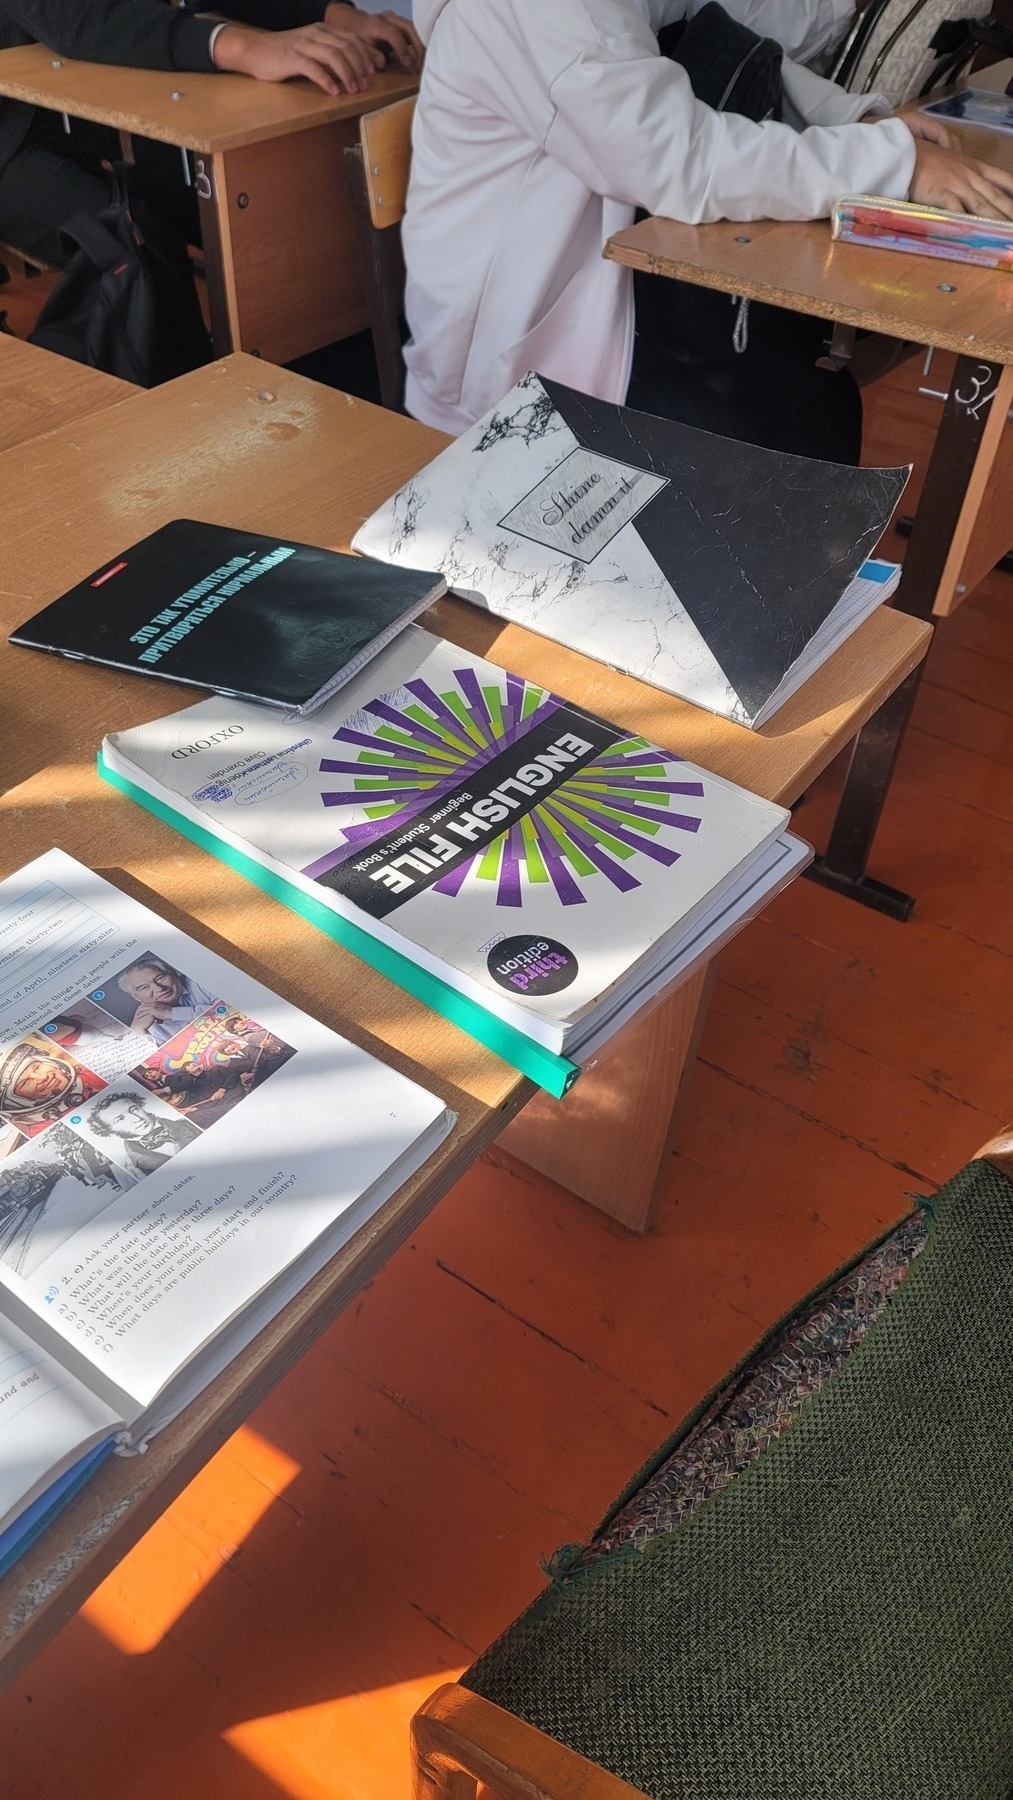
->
[0, 333, 132, 453]
[0, 353, 930, 1238]
[0, 42, 418, 364]
[0, 355, 930, 1686]
[605, 117, 1013, 918]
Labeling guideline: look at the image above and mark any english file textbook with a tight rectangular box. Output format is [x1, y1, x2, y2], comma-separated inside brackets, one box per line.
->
[101, 629, 809, 1093]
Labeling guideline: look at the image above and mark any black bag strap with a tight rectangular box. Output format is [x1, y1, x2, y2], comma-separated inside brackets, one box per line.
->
[716, 35, 778, 113]
[830, 0, 893, 90]
[57, 210, 132, 275]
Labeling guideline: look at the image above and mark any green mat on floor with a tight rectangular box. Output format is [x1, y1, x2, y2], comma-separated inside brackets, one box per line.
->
[465, 1159, 1013, 1800]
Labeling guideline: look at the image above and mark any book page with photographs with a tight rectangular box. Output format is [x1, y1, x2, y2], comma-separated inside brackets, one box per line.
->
[0, 851, 449, 1416]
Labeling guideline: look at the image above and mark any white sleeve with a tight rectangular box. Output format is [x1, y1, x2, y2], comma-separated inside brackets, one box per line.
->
[780, 55, 892, 123]
[700, 0, 856, 63]
[651, 0, 855, 65]
[207, 19, 228, 63]
[544, 23, 916, 223]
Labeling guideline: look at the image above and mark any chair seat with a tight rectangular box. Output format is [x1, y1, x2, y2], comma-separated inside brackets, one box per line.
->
[464, 1160, 1013, 1799]
[585, 1207, 928, 1565]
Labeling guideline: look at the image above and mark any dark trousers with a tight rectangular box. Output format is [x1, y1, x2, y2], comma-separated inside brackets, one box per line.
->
[627, 267, 863, 465]
[0, 111, 199, 267]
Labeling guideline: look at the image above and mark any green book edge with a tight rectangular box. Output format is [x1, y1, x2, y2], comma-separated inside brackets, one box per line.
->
[96, 751, 580, 1100]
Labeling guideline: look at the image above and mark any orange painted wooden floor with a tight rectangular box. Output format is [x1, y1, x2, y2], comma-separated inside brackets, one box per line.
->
[2, 337, 1012, 1799]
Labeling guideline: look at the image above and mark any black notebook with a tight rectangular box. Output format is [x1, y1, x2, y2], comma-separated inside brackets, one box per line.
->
[9, 519, 446, 713]
[353, 374, 909, 729]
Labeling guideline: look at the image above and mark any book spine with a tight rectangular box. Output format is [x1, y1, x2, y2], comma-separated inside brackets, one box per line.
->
[0, 1438, 117, 1579]
[96, 753, 581, 1101]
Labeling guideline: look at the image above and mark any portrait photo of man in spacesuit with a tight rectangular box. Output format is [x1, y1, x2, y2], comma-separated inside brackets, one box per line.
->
[0, 1037, 104, 1136]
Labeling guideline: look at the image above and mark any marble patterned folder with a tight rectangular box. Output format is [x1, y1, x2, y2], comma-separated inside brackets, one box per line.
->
[353, 374, 909, 729]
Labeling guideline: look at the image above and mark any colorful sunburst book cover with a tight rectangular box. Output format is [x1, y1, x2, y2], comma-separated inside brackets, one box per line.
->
[100, 628, 805, 1087]
[352, 373, 908, 729]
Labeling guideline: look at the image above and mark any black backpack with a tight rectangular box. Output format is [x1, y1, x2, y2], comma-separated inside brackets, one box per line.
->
[658, 1, 783, 120]
[29, 165, 212, 387]
[628, 8, 862, 463]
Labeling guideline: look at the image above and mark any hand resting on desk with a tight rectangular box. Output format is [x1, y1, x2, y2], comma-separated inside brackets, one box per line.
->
[873, 102, 1013, 219]
[324, 4, 423, 72]
[909, 136, 1013, 218]
[213, 17, 387, 92]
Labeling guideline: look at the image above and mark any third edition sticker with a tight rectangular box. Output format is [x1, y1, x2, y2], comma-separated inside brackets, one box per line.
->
[487, 935, 578, 996]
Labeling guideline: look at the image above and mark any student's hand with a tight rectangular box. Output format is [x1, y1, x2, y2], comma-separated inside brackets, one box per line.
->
[909, 138, 1013, 218]
[860, 105, 953, 147]
[892, 103, 954, 148]
[325, 5, 424, 71]
[213, 20, 384, 93]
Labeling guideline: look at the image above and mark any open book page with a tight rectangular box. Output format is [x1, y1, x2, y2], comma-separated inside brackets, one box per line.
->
[0, 1309, 120, 1536]
[0, 851, 449, 1419]
[921, 88, 1013, 136]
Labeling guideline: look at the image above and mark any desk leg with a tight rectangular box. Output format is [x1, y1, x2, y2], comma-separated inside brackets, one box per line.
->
[807, 355, 1012, 918]
[805, 665, 922, 919]
[892, 357, 1011, 623]
[893, 520, 1013, 581]
[497, 964, 715, 1233]
[195, 155, 233, 358]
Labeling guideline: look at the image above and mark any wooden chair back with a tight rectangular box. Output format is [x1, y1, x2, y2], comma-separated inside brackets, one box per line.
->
[344, 96, 416, 412]
[0, 240, 57, 281]
[412, 1684, 647, 1800]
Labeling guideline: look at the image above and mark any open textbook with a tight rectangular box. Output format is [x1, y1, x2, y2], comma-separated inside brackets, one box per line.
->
[100, 627, 811, 1097]
[352, 373, 908, 729]
[0, 851, 452, 1570]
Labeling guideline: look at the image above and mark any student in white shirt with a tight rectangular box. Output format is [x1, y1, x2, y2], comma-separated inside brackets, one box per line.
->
[402, 0, 1013, 453]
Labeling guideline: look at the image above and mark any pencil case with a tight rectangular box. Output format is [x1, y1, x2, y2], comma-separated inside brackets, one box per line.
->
[831, 194, 1013, 271]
